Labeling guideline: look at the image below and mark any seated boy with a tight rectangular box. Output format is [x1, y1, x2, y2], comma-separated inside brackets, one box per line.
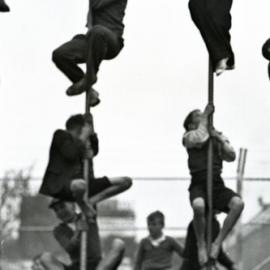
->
[181, 213, 238, 270]
[39, 114, 132, 223]
[0, 0, 9, 12]
[262, 38, 270, 80]
[182, 104, 244, 267]
[134, 211, 183, 270]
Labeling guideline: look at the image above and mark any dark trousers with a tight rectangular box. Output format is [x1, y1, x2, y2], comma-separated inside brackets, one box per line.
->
[189, 0, 234, 68]
[52, 25, 123, 84]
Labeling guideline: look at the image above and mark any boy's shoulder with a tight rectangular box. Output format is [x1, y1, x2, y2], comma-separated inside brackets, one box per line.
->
[53, 129, 68, 137]
[165, 235, 177, 242]
[52, 129, 71, 142]
[140, 237, 150, 244]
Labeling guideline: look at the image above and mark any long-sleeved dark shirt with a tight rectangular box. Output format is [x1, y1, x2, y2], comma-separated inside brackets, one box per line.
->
[40, 130, 99, 197]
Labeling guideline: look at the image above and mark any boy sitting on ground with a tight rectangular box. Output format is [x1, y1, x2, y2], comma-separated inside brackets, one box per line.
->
[134, 211, 183, 270]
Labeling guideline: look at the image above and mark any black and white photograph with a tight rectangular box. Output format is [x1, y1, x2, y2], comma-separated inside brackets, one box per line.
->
[0, 0, 270, 270]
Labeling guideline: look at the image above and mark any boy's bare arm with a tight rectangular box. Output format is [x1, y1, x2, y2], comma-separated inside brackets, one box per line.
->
[171, 238, 184, 257]
[210, 130, 236, 162]
[183, 104, 214, 148]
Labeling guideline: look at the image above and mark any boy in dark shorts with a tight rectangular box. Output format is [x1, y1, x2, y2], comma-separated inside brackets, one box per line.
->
[134, 211, 183, 270]
[188, 0, 234, 76]
[182, 104, 244, 267]
[262, 38, 270, 80]
[180, 214, 238, 270]
[39, 114, 132, 223]
[0, 0, 9, 12]
[52, 0, 128, 106]
[32, 200, 125, 270]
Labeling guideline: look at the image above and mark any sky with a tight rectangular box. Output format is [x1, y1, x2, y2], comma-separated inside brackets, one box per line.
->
[1, 0, 270, 230]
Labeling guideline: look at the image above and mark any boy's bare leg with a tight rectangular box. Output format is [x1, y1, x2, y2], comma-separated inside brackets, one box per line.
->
[89, 177, 132, 205]
[210, 197, 244, 259]
[35, 253, 64, 270]
[0, 0, 9, 12]
[70, 179, 96, 222]
[96, 239, 125, 270]
[192, 198, 208, 266]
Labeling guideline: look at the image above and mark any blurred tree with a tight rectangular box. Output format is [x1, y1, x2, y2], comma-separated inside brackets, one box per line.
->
[0, 169, 31, 246]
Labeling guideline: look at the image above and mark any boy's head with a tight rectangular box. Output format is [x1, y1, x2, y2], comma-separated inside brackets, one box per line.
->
[49, 199, 76, 224]
[147, 211, 165, 238]
[65, 114, 93, 137]
[183, 109, 202, 131]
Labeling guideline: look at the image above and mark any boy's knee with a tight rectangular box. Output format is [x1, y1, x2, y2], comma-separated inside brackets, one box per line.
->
[192, 198, 205, 216]
[230, 197, 244, 213]
[70, 179, 86, 195]
[121, 177, 133, 190]
[52, 48, 70, 64]
[52, 49, 63, 64]
[39, 252, 54, 264]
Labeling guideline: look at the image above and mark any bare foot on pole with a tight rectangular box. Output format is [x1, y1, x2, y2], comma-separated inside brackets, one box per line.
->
[210, 241, 221, 260]
[198, 243, 208, 267]
[215, 58, 229, 76]
[80, 200, 97, 224]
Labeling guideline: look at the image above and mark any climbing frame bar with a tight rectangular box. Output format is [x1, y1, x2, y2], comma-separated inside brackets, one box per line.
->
[80, 90, 92, 270]
[206, 57, 214, 270]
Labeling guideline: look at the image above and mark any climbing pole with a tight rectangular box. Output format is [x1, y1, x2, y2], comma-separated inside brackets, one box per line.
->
[80, 1, 93, 269]
[80, 90, 93, 270]
[206, 57, 214, 270]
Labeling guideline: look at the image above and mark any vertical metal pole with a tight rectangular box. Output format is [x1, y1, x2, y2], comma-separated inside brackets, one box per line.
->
[207, 57, 214, 270]
[80, 91, 91, 270]
[80, 0, 93, 267]
[236, 148, 247, 270]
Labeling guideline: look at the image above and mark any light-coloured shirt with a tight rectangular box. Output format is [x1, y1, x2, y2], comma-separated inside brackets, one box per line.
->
[183, 119, 235, 162]
[183, 117, 209, 149]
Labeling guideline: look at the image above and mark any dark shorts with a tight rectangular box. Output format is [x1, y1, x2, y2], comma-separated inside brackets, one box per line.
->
[189, 174, 239, 213]
[54, 176, 111, 202]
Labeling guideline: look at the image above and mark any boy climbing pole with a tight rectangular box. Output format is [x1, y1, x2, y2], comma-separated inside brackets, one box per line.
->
[182, 104, 244, 267]
[0, 0, 10, 12]
[31, 199, 125, 270]
[52, 0, 128, 106]
[39, 114, 132, 223]
[188, 0, 234, 75]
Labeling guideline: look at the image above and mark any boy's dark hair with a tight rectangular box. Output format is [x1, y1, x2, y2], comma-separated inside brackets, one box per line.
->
[147, 211, 165, 226]
[66, 114, 86, 131]
[183, 110, 198, 131]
